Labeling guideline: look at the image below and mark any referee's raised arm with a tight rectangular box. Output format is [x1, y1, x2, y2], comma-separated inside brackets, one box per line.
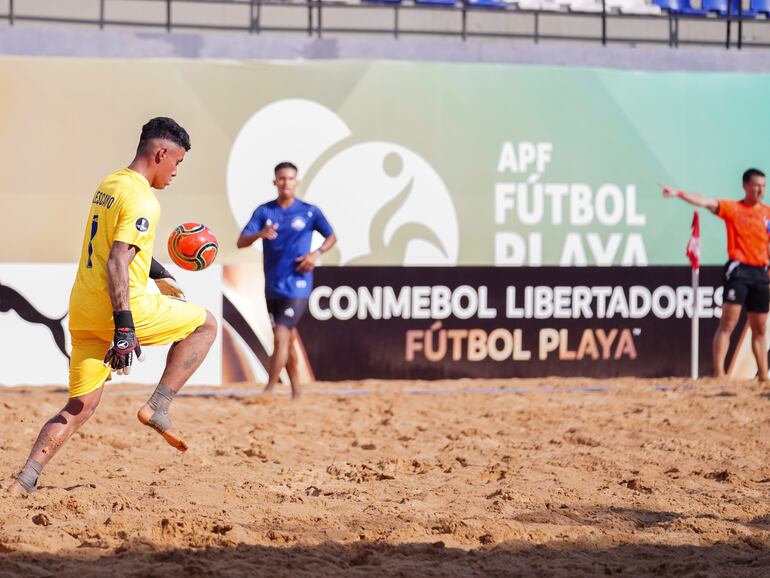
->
[660, 183, 719, 214]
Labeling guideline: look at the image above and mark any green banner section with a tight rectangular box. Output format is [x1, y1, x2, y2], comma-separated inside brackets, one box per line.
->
[1, 57, 767, 266]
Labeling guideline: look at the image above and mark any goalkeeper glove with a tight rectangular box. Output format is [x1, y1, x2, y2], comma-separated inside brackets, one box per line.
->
[104, 310, 144, 375]
[150, 258, 186, 300]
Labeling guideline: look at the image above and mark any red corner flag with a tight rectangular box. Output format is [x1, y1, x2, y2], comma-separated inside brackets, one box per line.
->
[686, 211, 701, 270]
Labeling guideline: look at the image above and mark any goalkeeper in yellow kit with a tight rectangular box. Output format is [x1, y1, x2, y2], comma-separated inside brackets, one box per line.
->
[7, 117, 218, 495]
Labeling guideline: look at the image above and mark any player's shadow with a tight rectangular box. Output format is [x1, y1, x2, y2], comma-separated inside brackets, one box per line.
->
[1, 538, 769, 577]
[703, 391, 738, 398]
[511, 506, 712, 529]
[744, 513, 770, 530]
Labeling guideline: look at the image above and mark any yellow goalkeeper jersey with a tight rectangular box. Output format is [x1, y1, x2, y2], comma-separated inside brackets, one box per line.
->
[69, 168, 160, 331]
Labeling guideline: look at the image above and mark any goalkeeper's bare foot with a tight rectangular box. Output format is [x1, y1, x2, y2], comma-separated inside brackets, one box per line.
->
[6, 480, 29, 497]
[261, 385, 275, 396]
[137, 404, 188, 452]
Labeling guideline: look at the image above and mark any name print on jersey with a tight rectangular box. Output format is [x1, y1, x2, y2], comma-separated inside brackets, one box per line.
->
[91, 191, 115, 209]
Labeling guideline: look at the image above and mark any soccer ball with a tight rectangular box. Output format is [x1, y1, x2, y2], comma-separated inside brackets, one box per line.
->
[167, 223, 219, 271]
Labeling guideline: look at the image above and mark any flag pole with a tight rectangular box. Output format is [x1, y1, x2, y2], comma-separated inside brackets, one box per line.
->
[691, 265, 699, 380]
[687, 210, 701, 380]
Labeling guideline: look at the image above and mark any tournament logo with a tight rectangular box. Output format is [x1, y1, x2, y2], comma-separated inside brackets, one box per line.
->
[227, 99, 459, 266]
[135, 217, 150, 233]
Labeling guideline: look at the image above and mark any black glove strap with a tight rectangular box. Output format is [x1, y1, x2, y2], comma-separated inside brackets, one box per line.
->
[149, 258, 169, 280]
[113, 310, 134, 330]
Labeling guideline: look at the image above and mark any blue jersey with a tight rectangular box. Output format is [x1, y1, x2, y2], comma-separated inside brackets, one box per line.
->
[243, 199, 334, 299]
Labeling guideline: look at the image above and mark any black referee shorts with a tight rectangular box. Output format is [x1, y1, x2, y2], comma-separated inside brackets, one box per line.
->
[723, 260, 770, 313]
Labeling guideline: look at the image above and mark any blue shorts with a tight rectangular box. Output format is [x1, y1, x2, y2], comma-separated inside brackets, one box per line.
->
[266, 297, 308, 329]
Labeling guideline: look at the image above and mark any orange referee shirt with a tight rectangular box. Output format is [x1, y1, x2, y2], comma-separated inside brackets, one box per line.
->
[717, 199, 770, 267]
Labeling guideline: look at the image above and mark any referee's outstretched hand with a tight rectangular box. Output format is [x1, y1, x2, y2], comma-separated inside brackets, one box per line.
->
[659, 182, 677, 198]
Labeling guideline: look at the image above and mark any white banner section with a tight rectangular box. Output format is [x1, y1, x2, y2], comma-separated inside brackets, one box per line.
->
[0, 263, 222, 387]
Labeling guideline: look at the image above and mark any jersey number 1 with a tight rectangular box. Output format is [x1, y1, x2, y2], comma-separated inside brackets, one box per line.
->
[86, 214, 99, 269]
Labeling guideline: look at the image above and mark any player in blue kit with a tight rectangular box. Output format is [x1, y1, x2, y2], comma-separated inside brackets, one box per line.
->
[237, 162, 336, 398]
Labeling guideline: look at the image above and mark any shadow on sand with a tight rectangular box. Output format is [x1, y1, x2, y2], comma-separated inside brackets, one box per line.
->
[1, 536, 769, 577]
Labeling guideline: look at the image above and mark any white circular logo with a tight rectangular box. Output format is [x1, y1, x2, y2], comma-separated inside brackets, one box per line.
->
[135, 217, 149, 233]
[227, 99, 458, 266]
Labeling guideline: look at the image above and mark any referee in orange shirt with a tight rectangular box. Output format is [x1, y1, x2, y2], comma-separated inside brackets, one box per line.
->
[662, 169, 770, 382]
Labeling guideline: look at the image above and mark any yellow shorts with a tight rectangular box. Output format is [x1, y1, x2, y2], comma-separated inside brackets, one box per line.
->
[69, 295, 208, 398]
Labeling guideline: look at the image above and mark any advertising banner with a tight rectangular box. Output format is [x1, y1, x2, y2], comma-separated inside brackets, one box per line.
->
[291, 266, 734, 380]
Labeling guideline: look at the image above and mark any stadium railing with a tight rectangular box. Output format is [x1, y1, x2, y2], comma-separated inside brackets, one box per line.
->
[1, 0, 769, 49]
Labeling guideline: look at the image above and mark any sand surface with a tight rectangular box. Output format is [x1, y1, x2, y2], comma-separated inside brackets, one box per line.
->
[1, 378, 770, 577]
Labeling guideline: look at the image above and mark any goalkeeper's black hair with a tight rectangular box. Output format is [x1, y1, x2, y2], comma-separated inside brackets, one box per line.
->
[139, 117, 191, 152]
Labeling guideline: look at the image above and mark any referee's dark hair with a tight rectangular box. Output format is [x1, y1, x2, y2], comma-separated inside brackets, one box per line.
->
[743, 168, 765, 183]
